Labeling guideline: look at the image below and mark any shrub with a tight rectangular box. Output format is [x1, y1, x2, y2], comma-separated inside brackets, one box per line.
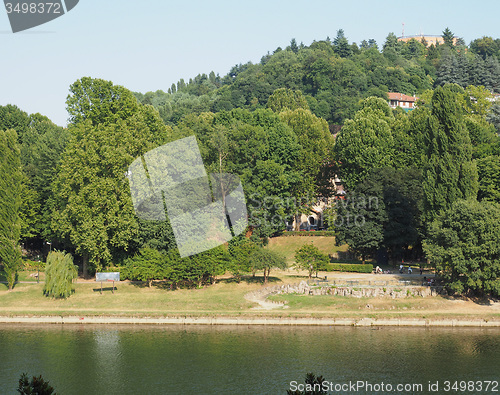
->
[121, 247, 166, 287]
[326, 263, 373, 273]
[43, 251, 78, 298]
[17, 373, 56, 395]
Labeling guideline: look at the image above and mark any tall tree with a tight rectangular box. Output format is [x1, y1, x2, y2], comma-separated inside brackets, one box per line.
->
[52, 78, 170, 277]
[422, 85, 478, 225]
[0, 129, 22, 290]
[442, 27, 455, 48]
[333, 97, 395, 189]
[333, 29, 352, 58]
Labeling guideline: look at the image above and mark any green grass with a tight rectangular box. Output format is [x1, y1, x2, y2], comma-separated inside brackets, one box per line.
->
[266, 236, 348, 264]
[0, 273, 499, 321]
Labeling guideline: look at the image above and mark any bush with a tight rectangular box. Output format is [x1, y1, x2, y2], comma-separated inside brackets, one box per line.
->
[43, 251, 78, 299]
[121, 248, 166, 287]
[18, 373, 56, 395]
[326, 263, 373, 273]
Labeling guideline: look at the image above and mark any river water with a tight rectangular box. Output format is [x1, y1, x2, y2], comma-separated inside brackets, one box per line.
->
[0, 324, 499, 394]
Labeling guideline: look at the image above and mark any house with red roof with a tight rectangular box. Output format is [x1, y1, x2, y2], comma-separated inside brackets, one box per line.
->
[387, 92, 418, 110]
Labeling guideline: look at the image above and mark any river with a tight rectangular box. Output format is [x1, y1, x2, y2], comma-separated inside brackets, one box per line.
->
[0, 324, 499, 394]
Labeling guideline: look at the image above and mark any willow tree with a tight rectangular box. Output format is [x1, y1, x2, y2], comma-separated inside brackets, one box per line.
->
[43, 251, 78, 298]
[0, 129, 22, 290]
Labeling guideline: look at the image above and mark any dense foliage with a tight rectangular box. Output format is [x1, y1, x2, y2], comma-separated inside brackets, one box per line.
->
[135, 30, 500, 128]
[2, 28, 500, 296]
[0, 128, 22, 290]
[424, 200, 500, 297]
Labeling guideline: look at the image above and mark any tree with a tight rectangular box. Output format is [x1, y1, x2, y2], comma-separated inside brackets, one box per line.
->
[294, 244, 329, 278]
[279, 108, 334, 229]
[43, 251, 78, 298]
[66, 77, 142, 126]
[477, 156, 500, 203]
[424, 199, 500, 297]
[52, 78, 169, 277]
[442, 27, 455, 48]
[19, 114, 69, 241]
[470, 36, 499, 59]
[435, 51, 459, 86]
[0, 105, 30, 144]
[382, 33, 401, 61]
[422, 85, 478, 225]
[333, 29, 352, 58]
[267, 88, 309, 113]
[487, 103, 500, 133]
[228, 236, 259, 281]
[333, 97, 395, 189]
[0, 129, 22, 290]
[463, 85, 493, 116]
[122, 247, 165, 288]
[17, 373, 56, 395]
[335, 188, 386, 264]
[248, 248, 287, 283]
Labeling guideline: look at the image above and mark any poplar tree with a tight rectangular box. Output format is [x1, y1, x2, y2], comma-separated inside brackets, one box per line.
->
[0, 129, 22, 290]
[422, 85, 478, 226]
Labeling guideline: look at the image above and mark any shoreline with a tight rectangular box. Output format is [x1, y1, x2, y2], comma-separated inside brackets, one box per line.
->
[1, 315, 499, 327]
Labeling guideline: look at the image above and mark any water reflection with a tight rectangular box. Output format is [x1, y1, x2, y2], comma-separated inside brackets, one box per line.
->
[0, 325, 498, 394]
[93, 330, 124, 393]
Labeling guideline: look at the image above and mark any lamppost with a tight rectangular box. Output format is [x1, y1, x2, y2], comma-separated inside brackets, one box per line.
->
[41, 242, 52, 284]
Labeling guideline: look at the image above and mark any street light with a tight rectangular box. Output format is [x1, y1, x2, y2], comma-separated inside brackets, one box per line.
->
[41, 242, 52, 284]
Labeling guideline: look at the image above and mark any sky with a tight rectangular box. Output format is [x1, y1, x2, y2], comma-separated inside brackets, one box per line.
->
[1, 0, 499, 126]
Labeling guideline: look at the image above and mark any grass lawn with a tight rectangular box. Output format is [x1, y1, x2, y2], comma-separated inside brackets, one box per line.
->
[0, 237, 497, 321]
[266, 235, 348, 264]
[1, 271, 499, 321]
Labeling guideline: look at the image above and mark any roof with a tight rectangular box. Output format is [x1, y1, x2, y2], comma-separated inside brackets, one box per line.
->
[387, 92, 418, 102]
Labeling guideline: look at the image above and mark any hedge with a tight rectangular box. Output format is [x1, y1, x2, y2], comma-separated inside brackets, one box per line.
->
[326, 263, 373, 273]
[280, 231, 336, 237]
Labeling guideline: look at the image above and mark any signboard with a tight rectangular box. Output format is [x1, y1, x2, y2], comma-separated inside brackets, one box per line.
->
[96, 272, 120, 294]
[96, 272, 120, 282]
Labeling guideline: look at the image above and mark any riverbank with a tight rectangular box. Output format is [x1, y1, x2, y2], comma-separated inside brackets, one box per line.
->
[1, 315, 500, 327]
[1, 271, 499, 326]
